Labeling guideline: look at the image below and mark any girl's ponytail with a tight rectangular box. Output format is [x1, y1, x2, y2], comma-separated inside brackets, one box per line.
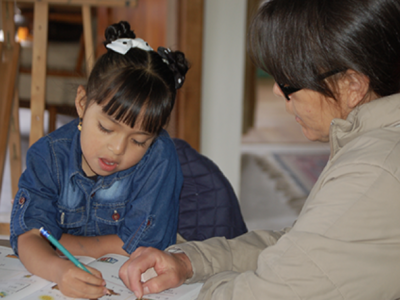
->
[104, 21, 136, 46]
[157, 47, 189, 89]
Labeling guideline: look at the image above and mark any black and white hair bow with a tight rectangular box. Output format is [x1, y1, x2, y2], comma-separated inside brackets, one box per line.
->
[106, 38, 153, 55]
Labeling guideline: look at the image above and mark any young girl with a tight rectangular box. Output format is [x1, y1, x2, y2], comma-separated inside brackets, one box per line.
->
[10, 21, 189, 299]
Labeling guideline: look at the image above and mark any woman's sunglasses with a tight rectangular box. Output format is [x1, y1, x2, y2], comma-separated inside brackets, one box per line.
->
[277, 69, 345, 101]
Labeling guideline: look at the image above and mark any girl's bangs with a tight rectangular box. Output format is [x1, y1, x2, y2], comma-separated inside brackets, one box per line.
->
[100, 70, 172, 134]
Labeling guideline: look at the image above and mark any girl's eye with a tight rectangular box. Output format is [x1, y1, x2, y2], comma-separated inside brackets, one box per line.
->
[98, 122, 112, 133]
[132, 139, 147, 147]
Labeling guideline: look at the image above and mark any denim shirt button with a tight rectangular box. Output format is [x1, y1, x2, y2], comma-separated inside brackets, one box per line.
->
[19, 197, 26, 205]
[112, 211, 120, 221]
[91, 192, 95, 198]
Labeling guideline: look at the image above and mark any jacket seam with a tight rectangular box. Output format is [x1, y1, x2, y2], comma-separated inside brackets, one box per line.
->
[261, 243, 303, 300]
[287, 236, 345, 300]
[126, 218, 146, 251]
[49, 140, 61, 189]
[322, 163, 399, 236]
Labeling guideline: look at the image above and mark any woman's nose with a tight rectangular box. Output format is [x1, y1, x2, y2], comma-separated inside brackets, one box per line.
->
[273, 82, 292, 114]
[273, 82, 284, 98]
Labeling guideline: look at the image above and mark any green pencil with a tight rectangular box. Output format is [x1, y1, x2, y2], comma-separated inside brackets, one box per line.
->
[39, 227, 91, 274]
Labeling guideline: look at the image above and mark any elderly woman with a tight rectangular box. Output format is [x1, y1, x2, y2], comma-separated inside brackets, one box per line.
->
[119, 0, 400, 299]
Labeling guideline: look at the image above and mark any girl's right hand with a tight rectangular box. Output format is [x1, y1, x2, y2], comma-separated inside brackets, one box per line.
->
[54, 260, 108, 299]
[17, 229, 109, 298]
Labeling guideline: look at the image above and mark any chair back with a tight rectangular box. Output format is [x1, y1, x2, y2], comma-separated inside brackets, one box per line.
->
[174, 138, 248, 241]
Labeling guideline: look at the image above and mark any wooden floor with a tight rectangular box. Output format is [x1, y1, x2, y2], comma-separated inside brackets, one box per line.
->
[242, 78, 313, 144]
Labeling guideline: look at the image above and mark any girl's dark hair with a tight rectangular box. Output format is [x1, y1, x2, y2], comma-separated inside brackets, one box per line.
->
[85, 21, 189, 134]
[248, 0, 400, 99]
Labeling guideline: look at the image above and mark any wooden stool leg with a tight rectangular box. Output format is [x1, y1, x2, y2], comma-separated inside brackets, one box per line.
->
[0, 1, 19, 236]
[9, 88, 22, 200]
[48, 105, 57, 133]
[82, 5, 95, 77]
[75, 34, 85, 74]
[29, 2, 49, 146]
[0, 42, 20, 194]
[0, 48, 20, 236]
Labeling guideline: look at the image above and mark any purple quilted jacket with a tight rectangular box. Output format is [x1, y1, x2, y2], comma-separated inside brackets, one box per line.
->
[173, 138, 248, 241]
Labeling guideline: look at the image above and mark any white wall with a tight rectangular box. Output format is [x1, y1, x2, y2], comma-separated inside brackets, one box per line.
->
[200, 0, 247, 198]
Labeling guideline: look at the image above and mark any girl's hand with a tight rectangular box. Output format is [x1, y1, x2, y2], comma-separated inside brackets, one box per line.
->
[119, 247, 193, 299]
[17, 230, 109, 298]
[54, 260, 109, 299]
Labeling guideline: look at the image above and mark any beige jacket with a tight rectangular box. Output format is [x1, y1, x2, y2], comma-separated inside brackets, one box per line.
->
[171, 93, 400, 299]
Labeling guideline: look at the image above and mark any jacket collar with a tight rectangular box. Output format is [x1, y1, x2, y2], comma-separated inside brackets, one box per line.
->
[329, 93, 400, 157]
[69, 129, 84, 179]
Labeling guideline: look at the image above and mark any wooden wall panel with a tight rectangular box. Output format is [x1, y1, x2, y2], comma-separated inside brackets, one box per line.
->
[175, 0, 203, 150]
[242, 0, 260, 134]
[96, 0, 168, 57]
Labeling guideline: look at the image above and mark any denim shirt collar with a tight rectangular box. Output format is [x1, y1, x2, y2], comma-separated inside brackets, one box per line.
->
[68, 128, 154, 187]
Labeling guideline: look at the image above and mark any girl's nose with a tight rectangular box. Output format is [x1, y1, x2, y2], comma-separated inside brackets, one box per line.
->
[108, 137, 127, 156]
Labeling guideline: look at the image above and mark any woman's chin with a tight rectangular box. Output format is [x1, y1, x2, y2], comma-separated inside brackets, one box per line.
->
[302, 129, 328, 143]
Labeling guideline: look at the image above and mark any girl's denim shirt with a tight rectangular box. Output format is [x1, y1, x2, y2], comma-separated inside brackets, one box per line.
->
[10, 119, 183, 255]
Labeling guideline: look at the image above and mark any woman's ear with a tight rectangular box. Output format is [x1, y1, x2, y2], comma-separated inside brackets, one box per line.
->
[342, 69, 371, 109]
[75, 85, 87, 118]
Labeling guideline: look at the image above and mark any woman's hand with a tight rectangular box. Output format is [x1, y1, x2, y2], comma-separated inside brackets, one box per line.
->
[53, 260, 108, 299]
[119, 247, 193, 299]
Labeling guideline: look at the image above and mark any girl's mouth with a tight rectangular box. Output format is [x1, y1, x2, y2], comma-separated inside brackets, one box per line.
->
[99, 158, 118, 172]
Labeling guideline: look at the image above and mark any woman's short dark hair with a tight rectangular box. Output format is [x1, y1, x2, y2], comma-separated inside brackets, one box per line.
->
[85, 21, 189, 134]
[248, 0, 400, 98]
